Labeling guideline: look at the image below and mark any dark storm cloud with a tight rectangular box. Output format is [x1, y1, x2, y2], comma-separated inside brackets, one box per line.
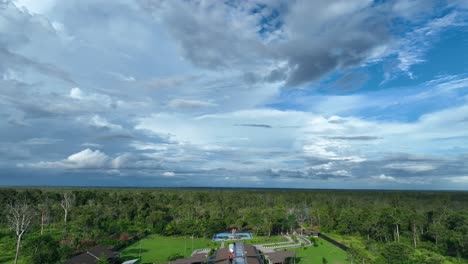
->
[280, 0, 392, 87]
[154, 0, 273, 70]
[234, 124, 273, 128]
[138, 0, 403, 87]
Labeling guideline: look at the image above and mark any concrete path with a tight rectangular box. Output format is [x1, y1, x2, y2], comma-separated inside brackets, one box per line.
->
[254, 235, 313, 253]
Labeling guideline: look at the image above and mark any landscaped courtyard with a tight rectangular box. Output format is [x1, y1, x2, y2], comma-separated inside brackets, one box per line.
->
[120, 234, 349, 264]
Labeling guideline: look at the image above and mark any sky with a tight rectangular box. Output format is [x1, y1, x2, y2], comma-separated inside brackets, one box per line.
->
[1, 0, 468, 189]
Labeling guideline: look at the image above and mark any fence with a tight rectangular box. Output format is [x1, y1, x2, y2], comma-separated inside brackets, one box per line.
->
[318, 233, 349, 251]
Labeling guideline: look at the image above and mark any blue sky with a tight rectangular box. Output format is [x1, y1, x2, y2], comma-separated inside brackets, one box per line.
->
[1, 0, 468, 189]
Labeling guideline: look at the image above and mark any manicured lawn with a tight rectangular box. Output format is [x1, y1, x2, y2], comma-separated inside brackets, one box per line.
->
[120, 235, 217, 264]
[121, 235, 349, 264]
[120, 234, 291, 264]
[291, 238, 349, 264]
[249, 236, 288, 244]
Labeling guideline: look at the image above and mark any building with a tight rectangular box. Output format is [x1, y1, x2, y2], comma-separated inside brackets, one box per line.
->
[64, 246, 119, 264]
[167, 242, 297, 264]
[208, 242, 263, 264]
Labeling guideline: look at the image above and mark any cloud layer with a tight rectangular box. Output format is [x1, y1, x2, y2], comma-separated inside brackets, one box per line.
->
[1, 0, 468, 189]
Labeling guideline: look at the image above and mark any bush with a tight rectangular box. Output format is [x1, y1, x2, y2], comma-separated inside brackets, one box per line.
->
[24, 235, 61, 264]
[167, 253, 185, 261]
[380, 242, 414, 264]
[411, 249, 445, 264]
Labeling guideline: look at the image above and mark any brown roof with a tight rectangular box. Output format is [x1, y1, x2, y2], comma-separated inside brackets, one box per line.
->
[265, 251, 296, 264]
[64, 246, 118, 264]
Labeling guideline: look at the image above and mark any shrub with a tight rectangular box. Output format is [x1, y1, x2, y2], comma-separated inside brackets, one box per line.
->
[167, 253, 184, 261]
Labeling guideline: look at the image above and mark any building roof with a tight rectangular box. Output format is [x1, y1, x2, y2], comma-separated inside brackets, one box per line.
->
[264, 251, 296, 264]
[64, 246, 118, 264]
[211, 243, 262, 264]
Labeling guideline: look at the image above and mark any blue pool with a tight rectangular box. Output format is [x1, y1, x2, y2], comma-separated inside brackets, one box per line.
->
[212, 232, 253, 241]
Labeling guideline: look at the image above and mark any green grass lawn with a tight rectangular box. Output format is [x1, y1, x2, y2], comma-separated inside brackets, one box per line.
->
[120, 235, 217, 264]
[120, 234, 291, 264]
[121, 235, 349, 264]
[291, 238, 349, 264]
[249, 235, 288, 244]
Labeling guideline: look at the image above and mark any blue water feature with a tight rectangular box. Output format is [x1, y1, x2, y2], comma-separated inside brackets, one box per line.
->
[212, 232, 253, 242]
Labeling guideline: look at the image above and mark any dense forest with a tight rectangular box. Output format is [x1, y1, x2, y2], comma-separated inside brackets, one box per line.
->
[0, 188, 467, 263]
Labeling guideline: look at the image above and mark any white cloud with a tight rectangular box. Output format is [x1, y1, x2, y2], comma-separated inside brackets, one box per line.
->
[162, 171, 175, 177]
[394, 12, 463, 78]
[81, 142, 102, 148]
[13, 0, 56, 14]
[168, 99, 217, 110]
[23, 149, 110, 169]
[445, 176, 468, 183]
[384, 162, 437, 172]
[111, 154, 131, 169]
[133, 99, 468, 180]
[69, 87, 84, 99]
[2, 0, 468, 188]
[372, 174, 396, 181]
[69, 87, 113, 107]
[79, 115, 123, 131]
[130, 141, 168, 151]
[107, 71, 136, 82]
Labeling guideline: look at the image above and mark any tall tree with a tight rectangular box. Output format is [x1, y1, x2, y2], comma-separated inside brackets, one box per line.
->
[38, 198, 50, 235]
[61, 193, 75, 226]
[7, 201, 34, 264]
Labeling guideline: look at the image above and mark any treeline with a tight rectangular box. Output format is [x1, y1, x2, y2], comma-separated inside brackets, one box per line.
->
[0, 188, 467, 263]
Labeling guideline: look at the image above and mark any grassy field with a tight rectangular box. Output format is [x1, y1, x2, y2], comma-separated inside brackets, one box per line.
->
[120, 235, 292, 263]
[291, 238, 349, 264]
[121, 235, 348, 264]
[249, 235, 288, 244]
[120, 235, 217, 264]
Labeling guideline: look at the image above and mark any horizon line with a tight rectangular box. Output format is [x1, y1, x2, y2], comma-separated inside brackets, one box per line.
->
[0, 185, 467, 192]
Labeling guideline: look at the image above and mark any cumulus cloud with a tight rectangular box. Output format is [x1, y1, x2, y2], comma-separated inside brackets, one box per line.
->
[2, 0, 468, 188]
[22, 149, 110, 169]
[78, 115, 123, 131]
[139, 0, 450, 87]
[69, 87, 114, 108]
[162, 171, 175, 177]
[372, 174, 397, 181]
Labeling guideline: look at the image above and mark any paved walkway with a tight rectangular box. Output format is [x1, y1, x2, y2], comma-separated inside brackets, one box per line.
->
[253, 235, 312, 253]
[191, 235, 313, 255]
